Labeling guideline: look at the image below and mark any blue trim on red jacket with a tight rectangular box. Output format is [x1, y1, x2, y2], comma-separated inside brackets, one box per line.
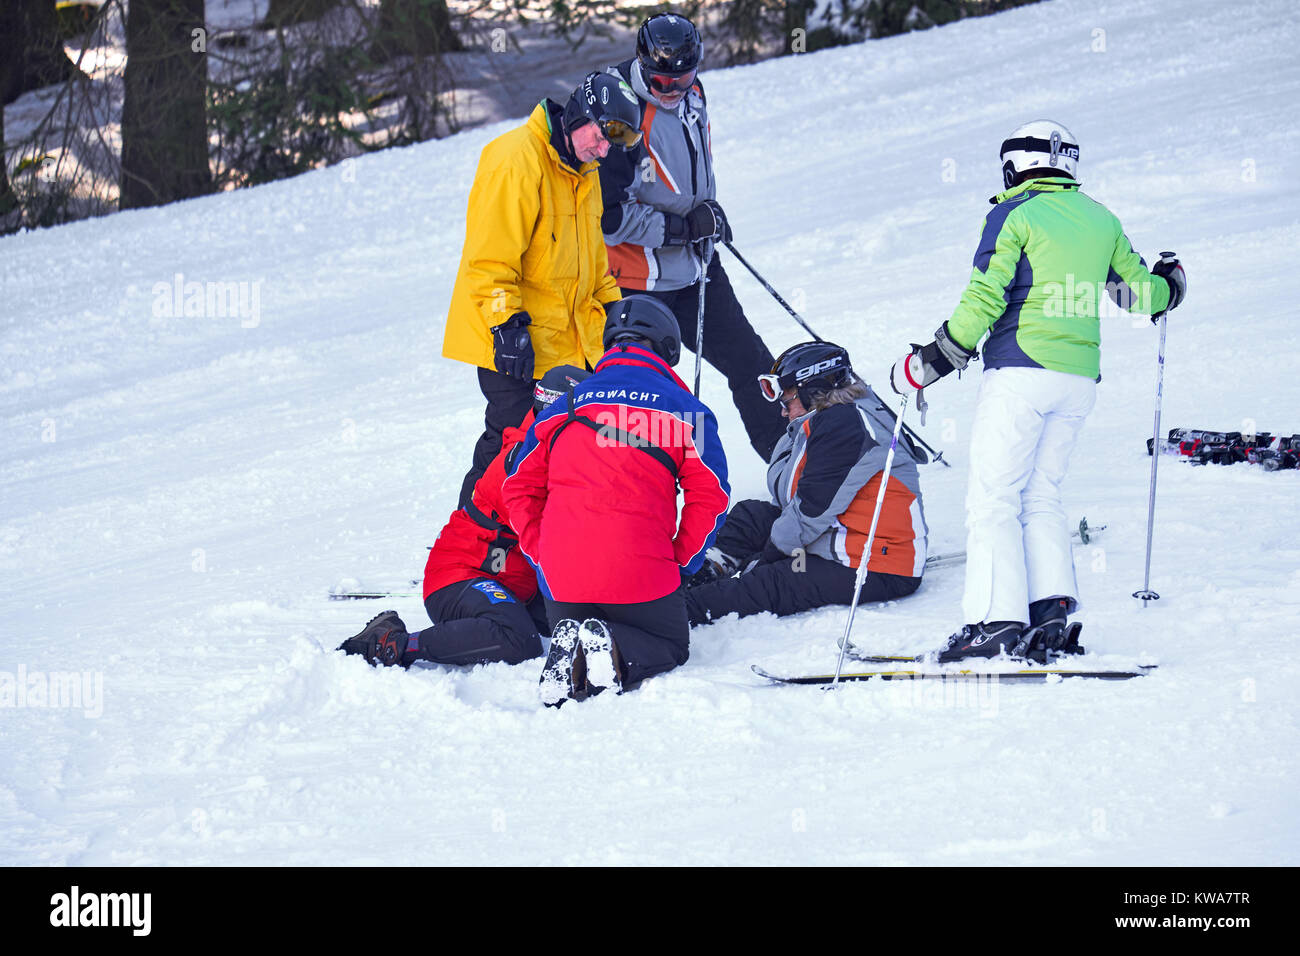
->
[505, 344, 730, 594]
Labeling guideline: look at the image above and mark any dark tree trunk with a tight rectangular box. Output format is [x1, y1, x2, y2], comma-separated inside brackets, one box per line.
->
[370, 0, 463, 63]
[0, 102, 20, 232]
[120, 0, 211, 210]
[262, 0, 338, 27]
[1, 0, 80, 105]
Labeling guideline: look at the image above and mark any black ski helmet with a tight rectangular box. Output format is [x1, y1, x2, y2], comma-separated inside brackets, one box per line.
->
[636, 13, 703, 78]
[760, 341, 853, 408]
[562, 72, 643, 148]
[533, 365, 591, 413]
[603, 296, 682, 367]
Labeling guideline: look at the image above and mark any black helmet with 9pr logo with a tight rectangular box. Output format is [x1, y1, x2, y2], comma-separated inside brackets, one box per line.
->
[603, 295, 682, 367]
[758, 341, 853, 407]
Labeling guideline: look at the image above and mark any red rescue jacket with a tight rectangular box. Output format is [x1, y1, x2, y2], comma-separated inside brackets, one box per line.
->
[502, 346, 730, 604]
[423, 411, 539, 602]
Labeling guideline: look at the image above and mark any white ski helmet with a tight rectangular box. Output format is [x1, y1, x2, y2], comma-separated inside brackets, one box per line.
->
[999, 119, 1080, 189]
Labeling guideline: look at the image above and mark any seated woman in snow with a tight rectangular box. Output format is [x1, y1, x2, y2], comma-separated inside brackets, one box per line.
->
[684, 342, 927, 625]
[336, 366, 590, 668]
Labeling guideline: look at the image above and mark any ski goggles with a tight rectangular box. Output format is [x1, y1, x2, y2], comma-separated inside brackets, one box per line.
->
[757, 373, 787, 403]
[533, 381, 566, 408]
[648, 70, 696, 96]
[600, 118, 643, 149]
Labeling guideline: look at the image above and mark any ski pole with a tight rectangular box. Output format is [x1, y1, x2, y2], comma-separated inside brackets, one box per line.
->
[726, 240, 948, 467]
[1133, 260, 1174, 606]
[831, 392, 909, 688]
[723, 241, 823, 342]
[891, 411, 949, 469]
[693, 239, 712, 397]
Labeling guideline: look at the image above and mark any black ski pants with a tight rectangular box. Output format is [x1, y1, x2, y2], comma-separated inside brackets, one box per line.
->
[632, 251, 786, 461]
[686, 499, 922, 625]
[414, 577, 549, 666]
[457, 367, 536, 510]
[545, 588, 689, 688]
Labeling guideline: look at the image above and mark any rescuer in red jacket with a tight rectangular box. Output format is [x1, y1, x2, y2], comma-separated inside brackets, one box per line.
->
[338, 366, 590, 668]
[502, 296, 730, 706]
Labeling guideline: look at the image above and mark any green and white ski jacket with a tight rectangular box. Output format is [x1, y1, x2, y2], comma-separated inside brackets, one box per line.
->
[946, 178, 1173, 380]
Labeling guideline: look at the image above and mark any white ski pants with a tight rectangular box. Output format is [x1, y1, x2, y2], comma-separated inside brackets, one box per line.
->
[962, 366, 1096, 625]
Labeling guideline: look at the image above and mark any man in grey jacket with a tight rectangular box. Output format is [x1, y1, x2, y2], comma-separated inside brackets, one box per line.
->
[598, 12, 786, 461]
[685, 342, 927, 625]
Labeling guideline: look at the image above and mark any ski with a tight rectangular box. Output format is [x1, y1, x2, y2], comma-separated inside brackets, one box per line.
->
[329, 590, 419, 601]
[751, 663, 1155, 685]
[1147, 428, 1300, 469]
[923, 518, 1104, 571]
[329, 578, 421, 601]
[844, 622, 1087, 664]
[334, 520, 1104, 599]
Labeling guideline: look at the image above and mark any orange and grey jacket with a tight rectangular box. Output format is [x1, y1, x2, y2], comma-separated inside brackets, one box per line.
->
[598, 58, 715, 292]
[766, 390, 928, 578]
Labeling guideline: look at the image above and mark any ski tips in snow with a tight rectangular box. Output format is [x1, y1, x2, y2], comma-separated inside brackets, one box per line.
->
[329, 590, 419, 601]
[329, 578, 422, 601]
[751, 663, 1156, 685]
[923, 517, 1104, 572]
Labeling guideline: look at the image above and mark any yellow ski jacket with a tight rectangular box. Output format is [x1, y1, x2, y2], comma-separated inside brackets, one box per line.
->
[442, 101, 622, 376]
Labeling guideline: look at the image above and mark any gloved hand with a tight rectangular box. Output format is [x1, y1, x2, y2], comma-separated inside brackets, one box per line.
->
[1150, 252, 1185, 322]
[687, 200, 731, 243]
[490, 312, 535, 381]
[890, 322, 978, 395]
[662, 200, 732, 246]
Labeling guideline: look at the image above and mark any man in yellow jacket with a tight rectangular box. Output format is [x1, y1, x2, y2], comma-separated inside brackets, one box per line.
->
[444, 72, 641, 507]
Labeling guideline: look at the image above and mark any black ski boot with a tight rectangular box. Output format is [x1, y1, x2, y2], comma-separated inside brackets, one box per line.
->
[577, 619, 623, 698]
[539, 619, 582, 708]
[1018, 598, 1085, 663]
[337, 610, 410, 667]
[936, 621, 1025, 663]
[682, 547, 741, 589]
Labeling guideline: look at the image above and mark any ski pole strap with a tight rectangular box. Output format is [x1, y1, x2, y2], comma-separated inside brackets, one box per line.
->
[549, 387, 679, 477]
[463, 498, 508, 534]
[461, 499, 520, 570]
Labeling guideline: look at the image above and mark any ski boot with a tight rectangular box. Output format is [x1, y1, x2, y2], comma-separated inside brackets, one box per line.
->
[682, 547, 741, 589]
[337, 610, 410, 667]
[935, 621, 1025, 663]
[539, 619, 582, 708]
[577, 619, 623, 699]
[1016, 598, 1085, 663]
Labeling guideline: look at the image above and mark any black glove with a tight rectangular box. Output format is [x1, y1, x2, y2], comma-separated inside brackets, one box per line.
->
[1150, 252, 1186, 321]
[662, 200, 732, 247]
[687, 200, 731, 243]
[490, 312, 534, 381]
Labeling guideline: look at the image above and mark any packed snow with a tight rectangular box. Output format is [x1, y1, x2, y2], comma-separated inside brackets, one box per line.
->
[2, 0, 1297, 865]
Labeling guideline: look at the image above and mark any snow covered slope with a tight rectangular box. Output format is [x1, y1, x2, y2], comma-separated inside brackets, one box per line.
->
[2, 0, 1298, 865]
